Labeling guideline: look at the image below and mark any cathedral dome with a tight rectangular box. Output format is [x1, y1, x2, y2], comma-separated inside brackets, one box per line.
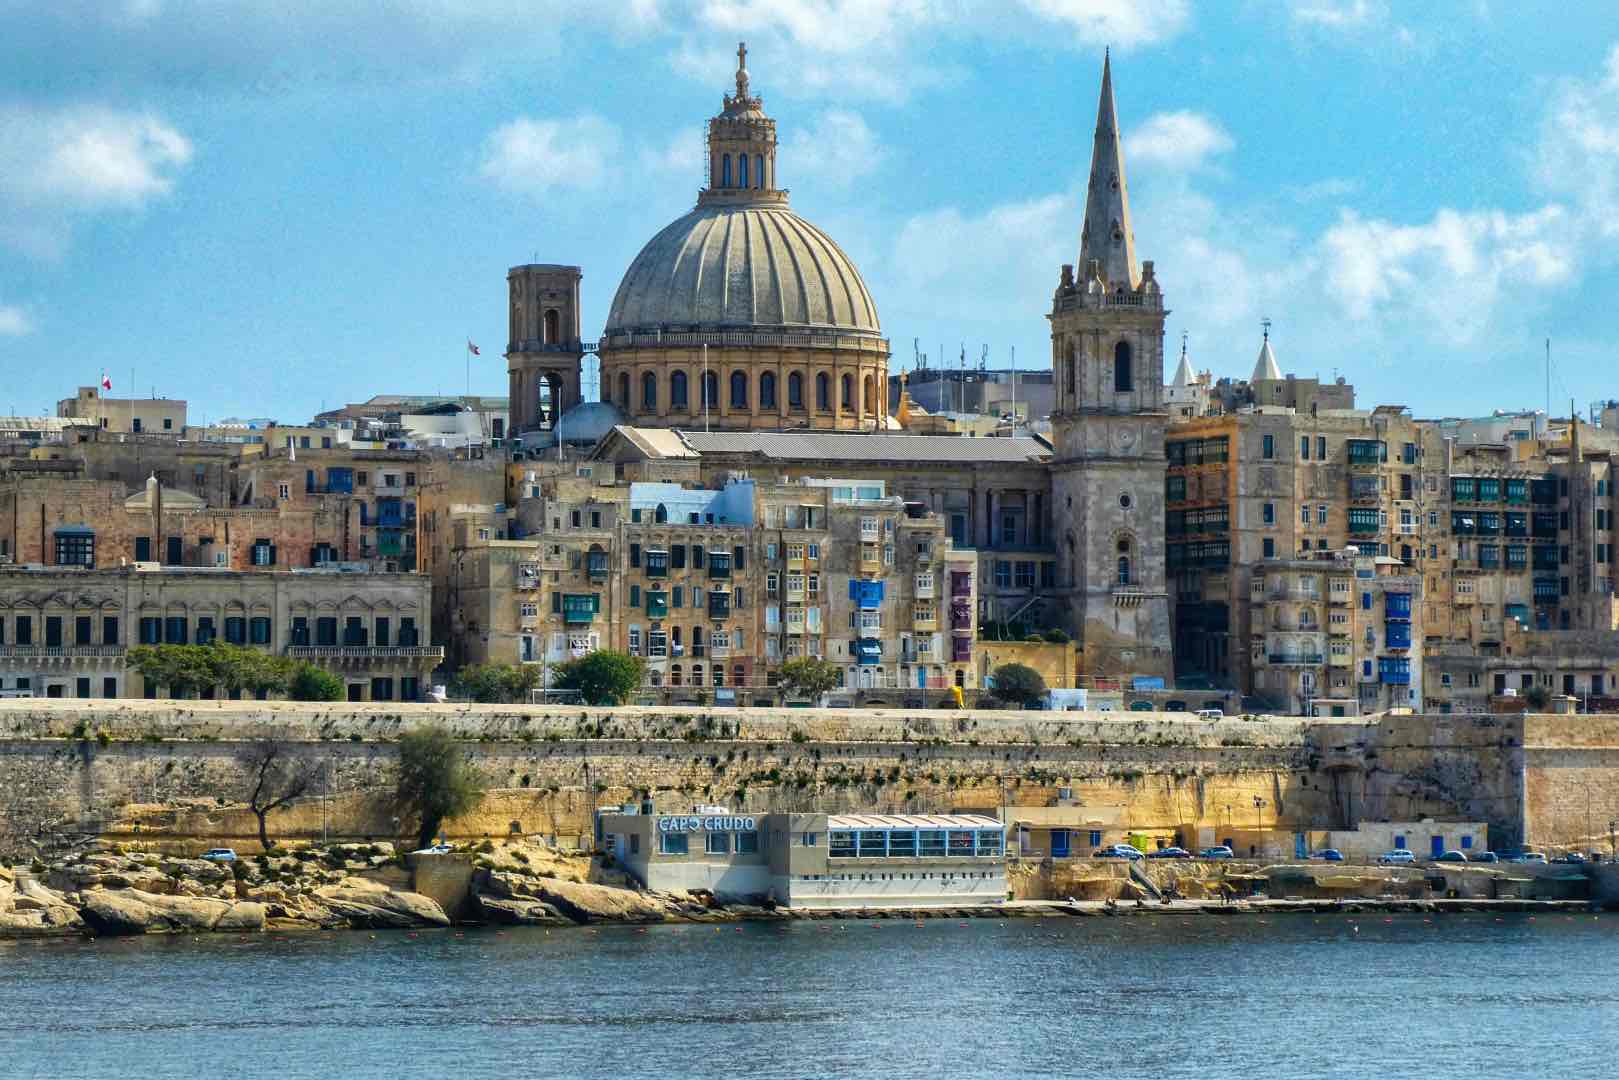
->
[603, 204, 880, 337]
[595, 42, 891, 434]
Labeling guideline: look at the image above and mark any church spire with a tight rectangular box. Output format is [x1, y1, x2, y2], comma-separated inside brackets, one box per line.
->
[1172, 332, 1195, 387]
[1078, 50, 1139, 291]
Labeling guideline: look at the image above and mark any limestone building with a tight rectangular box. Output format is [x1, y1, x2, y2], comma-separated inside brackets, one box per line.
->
[1046, 54, 1172, 678]
[0, 563, 438, 701]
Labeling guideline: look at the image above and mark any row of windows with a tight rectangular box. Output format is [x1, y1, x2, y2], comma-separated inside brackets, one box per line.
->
[130, 615, 419, 647]
[827, 829, 1005, 858]
[0, 614, 119, 646]
[654, 829, 762, 855]
[617, 369, 878, 414]
[991, 560, 1057, 589]
[717, 152, 766, 190]
[626, 542, 745, 569]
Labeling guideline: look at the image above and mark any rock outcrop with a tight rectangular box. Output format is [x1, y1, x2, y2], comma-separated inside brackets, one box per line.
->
[78, 889, 268, 936]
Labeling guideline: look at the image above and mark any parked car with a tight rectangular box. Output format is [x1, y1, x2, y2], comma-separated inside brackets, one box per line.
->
[411, 843, 455, 855]
[1199, 846, 1235, 859]
[1309, 849, 1344, 862]
[1517, 851, 1548, 864]
[1472, 851, 1499, 863]
[1551, 852, 1588, 864]
[1377, 849, 1416, 864]
[199, 848, 237, 863]
[1433, 850, 1469, 863]
[1147, 846, 1192, 859]
[1195, 709, 1224, 719]
[1093, 844, 1145, 861]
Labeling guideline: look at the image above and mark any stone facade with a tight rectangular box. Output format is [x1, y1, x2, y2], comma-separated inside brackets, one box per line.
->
[0, 565, 439, 701]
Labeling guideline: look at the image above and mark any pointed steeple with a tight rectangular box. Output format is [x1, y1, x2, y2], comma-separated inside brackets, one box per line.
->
[1078, 50, 1140, 291]
[1172, 332, 1194, 387]
[1251, 319, 1282, 382]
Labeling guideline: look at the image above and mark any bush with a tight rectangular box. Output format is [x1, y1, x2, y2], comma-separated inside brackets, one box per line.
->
[1524, 684, 1551, 710]
[554, 650, 645, 706]
[988, 663, 1047, 708]
[395, 726, 485, 850]
[452, 663, 543, 704]
[1024, 633, 1044, 643]
[1042, 628, 1071, 644]
[288, 664, 344, 702]
[778, 657, 841, 699]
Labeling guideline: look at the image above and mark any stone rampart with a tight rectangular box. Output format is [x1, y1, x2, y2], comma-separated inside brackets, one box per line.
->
[0, 702, 1577, 858]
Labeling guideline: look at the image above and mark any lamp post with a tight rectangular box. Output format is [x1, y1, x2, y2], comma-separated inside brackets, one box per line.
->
[1253, 795, 1267, 842]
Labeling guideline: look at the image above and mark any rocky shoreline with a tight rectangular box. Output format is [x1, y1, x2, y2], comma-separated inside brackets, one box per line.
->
[0, 841, 1599, 941]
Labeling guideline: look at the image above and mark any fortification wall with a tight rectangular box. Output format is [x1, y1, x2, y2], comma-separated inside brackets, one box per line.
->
[0, 702, 1566, 857]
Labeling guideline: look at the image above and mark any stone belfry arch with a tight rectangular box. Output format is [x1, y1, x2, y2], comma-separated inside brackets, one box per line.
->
[506, 264, 584, 435]
[1047, 52, 1172, 679]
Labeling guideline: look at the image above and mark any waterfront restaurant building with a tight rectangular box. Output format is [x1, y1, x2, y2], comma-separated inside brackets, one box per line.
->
[599, 808, 1007, 909]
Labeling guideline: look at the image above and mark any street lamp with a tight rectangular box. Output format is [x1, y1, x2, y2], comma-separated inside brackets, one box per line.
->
[1253, 796, 1267, 833]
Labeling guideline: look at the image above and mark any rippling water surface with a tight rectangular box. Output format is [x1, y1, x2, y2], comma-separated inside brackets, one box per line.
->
[1, 913, 1613, 1079]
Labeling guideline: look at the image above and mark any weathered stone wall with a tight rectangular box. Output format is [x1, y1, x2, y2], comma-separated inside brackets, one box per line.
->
[0, 701, 1586, 859]
[1522, 714, 1619, 851]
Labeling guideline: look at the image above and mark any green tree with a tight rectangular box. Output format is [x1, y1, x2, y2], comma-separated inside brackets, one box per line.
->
[204, 643, 292, 698]
[554, 650, 645, 705]
[1042, 628, 1072, 644]
[288, 664, 344, 702]
[778, 657, 841, 699]
[1524, 684, 1552, 710]
[452, 662, 543, 704]
[989, 662, 1047, 708]
[126, 645, 217, 698]
[395, 726, 484, 849]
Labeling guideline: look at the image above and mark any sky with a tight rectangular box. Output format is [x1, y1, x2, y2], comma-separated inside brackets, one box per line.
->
[4, 1, 1619, 424]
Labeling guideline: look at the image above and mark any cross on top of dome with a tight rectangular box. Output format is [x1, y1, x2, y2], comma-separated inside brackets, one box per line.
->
[723, 40, 762, 115]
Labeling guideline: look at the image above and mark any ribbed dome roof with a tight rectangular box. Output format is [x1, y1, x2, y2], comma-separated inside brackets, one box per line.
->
[604, 204, 881, 337]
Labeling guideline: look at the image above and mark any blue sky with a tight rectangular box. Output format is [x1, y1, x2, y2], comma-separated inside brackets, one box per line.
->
[4, 1, 1619, 423]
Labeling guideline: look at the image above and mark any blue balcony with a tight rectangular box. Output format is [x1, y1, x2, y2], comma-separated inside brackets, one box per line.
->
[1378, 658, 1411, 685]
[1385, 592, 1412, 619]
[1385, 622, 1411, 649]
[849, 579, 885, 610]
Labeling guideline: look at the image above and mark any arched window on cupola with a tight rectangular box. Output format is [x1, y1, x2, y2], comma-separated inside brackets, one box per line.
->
[722, 154, 732, 187]
[702, 371, 718, 408]
[1114, 341, 1133, 393]
[670, 370, 688, 409]
[642, 371, 657, 411]
[841, 373, 853, 409]
[787, 371, 804, 409]
[760, 371, 777, 409]
[618, 372, 630, 410]
[756, 154, 764, 188]
[1065, 345, 1076, 397]
[739, 154, 749, 188]
[815, 372, 830, 411]
[863, 374, 875, 416]
[730, 370, 748, 409]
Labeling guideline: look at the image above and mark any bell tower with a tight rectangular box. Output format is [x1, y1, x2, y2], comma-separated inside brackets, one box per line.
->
[506, 263, 583, 437]
[1048, 53, 1172, 680]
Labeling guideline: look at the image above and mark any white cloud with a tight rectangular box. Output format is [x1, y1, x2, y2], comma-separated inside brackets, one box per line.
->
[890, 192, 1074, 317]
[1284, 176, 1361, 203]
[640, 126, 706, 178]
[1537, 44, 1619, 241]
[1318, 205, 1575, 345]
[0, 304, 32, 336]
[0, 104, 193, 257]
[787, 109, 884, 189]
[1125, 111, 1232, 172]
[478, 115, 621, 197]
[673, 0, 1184, 103]
[1290, 0, 1385, 29]
[1016, 0, 1188, 47]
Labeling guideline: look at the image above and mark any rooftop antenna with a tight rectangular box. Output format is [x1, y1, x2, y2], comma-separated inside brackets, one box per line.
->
[1010, 344, 1018, 425]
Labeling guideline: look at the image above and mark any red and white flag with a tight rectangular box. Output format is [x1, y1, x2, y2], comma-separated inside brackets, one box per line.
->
[466, 340, 480, 356]
[101, 372, 112, 391]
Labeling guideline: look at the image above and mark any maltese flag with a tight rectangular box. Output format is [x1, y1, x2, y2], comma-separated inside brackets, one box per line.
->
[101, 372, 112, 391]
[467, 340, 480, 356]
